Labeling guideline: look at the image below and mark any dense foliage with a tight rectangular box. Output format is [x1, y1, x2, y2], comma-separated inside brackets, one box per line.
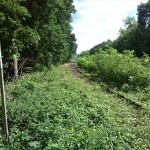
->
[89, 40, 113, 55]
[113, 17, 140, 56]
[88, 1, 150, 57]
[114, 0, 150, 56]
[78, 48, 150, 90]
[0, 0, 150, 149]
[77, 1, 150, 100]
[0, 65, 149, 149]
[137, 0, 150, 55]
[0, 0, 77, 77]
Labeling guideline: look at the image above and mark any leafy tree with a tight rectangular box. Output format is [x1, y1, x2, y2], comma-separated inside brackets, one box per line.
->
[0, 0, 38, 77]
[113, 17, 140, 55]
[23, 0, 77, 65]
[79, 50, 90, 57]
[137, 0, 150, 55]
[89, 39, 113, 55]
[114, 1, 150, 57]
[0, 0, 77, 78]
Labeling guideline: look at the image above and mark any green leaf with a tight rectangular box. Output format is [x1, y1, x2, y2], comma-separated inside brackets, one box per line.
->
[29, 141, 40, 148]
[22, 136, 31, 141]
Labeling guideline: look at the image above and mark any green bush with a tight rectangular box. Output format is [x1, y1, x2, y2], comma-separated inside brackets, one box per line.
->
[78, 48, 150, 89]
[77, 55, 95, 72]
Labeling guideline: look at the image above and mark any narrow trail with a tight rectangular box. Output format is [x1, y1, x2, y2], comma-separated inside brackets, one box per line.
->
[70, 62, 82, 78]
[69, 63, 140, 128]
[70, 63, 142, 109]
[1, 64, 149, 149]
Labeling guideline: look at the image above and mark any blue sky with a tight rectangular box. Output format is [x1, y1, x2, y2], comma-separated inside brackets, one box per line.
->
[71, 0, 148, 54]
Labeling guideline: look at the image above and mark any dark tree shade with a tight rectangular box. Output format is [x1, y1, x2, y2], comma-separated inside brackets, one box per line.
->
[0, 0, 77, 77]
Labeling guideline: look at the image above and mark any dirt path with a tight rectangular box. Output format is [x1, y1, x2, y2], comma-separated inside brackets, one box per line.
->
[70, 62, 83, 78]
[70, 63, 142, 110]
[69, 63, 142, 128]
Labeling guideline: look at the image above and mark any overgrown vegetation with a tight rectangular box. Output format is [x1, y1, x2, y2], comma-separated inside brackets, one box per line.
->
[77, 0, 150, 105]
[77, 48, 150, 104]
[0, 64, 149, 149]
[0, 0, 150, 149]
[0, 0, 77, 78]
[78, 48, 150, 89]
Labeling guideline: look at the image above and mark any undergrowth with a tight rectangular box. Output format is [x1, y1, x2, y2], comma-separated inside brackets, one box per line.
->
[77, 48, 150, 104]
[0, 64, 149, 149]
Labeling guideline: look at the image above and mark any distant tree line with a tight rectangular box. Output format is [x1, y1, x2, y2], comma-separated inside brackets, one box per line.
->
[0, 0, 77, 78]
[81, 0, 150, 57]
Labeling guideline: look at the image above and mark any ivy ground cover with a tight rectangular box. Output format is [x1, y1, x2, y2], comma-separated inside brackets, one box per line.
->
[0, 64, 149, 149]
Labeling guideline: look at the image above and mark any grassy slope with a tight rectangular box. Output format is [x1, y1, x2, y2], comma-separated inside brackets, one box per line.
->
[0, 64, 149, 149]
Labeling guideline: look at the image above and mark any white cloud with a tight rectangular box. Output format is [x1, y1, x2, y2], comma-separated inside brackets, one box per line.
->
[71, 0, 148, 54]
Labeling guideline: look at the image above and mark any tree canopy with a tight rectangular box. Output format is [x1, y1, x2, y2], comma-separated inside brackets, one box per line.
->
[137, 0, 150, 55]
[86, 1, 150, 58]
[0, 0, 77, 78]
[113, 0, 150, 57]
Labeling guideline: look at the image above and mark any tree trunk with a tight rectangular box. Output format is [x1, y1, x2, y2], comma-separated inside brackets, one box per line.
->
[13, 54, 18, 79]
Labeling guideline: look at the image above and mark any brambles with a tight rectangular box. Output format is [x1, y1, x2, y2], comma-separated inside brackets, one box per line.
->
[78, 48, 150, 89]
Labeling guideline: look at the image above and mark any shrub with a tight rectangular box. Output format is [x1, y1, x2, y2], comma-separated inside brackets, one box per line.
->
[77, 48, 150, 89]
[77, 55, 95, 72]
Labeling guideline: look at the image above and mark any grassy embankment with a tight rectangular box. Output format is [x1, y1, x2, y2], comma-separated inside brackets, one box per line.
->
[0, 64, 149, 149]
